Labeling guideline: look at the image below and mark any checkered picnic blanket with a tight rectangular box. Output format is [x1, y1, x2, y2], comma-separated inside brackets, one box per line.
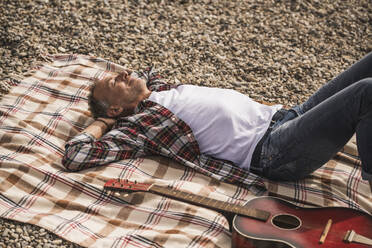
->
[0, 54, 371, 248]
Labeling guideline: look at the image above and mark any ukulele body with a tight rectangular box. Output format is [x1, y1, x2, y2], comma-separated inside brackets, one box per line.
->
[232, 197, 372, 248]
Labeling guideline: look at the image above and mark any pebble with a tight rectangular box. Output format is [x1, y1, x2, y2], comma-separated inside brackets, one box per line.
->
[0, 0, 371, 247]
[52, 239, 63, 245]
[10, 232, 19, 240]
[58, 47, 66, 53]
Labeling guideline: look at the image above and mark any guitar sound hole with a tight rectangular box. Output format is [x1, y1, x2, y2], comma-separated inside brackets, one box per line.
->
[272, 214, 301, 230]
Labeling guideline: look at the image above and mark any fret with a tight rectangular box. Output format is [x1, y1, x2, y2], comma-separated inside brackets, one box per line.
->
[219, 201, 228, 211]
[225, 202, 233, 211]
[233, 206, 241, 213]
[205, 197, 213, 206]
[226, 203, 237, 212]
[243, 209, 254, 216]
[186, 192, 195, 201]
[193, 195, 204, 204]
[210, 199, 220, 208]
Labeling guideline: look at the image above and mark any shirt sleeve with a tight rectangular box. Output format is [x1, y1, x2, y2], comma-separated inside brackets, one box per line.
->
[62, 128, 145, 172]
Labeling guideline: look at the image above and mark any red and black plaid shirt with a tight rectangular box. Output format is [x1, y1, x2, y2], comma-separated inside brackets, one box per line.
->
[62, 67, 258, 186]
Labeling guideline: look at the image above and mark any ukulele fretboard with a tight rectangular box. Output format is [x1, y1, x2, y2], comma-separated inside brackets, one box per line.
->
[151, 185, 270, 221]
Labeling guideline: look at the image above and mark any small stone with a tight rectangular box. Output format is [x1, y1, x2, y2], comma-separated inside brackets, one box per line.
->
[119, 57, 128, 64]
[2, 229, 9, 237]
[58, 47, 66, 53]
[317, 9, 327, 16]
[231, 81, 244, 86]
[245, 75, 257, 82]
[11, 232, 19, 239]
[52, 239, 63, 245]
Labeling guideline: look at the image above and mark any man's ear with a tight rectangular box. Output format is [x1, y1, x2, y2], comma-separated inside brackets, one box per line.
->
[107, 105, 123, 117]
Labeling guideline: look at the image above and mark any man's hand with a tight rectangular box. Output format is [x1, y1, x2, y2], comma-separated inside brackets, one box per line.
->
[81, 117, 116, 139]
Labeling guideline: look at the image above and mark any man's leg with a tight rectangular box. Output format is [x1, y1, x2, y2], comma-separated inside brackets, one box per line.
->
[293, 52, 372, 116]
[260, 78, 372, 182]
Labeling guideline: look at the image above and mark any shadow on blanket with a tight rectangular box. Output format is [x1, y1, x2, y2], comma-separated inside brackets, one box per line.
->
[0, 54, 370, 248]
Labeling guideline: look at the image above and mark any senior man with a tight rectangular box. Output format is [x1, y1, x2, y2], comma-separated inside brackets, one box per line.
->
[62, 53, 372, 191]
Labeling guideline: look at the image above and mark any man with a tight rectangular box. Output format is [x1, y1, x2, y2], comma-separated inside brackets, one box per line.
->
[62, 53, 372, 191]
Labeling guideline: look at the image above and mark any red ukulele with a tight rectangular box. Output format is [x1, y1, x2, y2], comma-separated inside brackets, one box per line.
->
[104, 179, 372, 248]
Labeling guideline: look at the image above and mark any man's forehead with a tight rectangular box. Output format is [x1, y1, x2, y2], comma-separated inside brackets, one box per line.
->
[93, 70, 130, 95]
[100, 72, 117, 82]
[96, 73, 116, 87]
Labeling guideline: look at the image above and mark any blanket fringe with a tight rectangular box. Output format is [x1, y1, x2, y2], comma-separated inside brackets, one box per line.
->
[0, 78, 20, 97]
[39, 53, 54, 63]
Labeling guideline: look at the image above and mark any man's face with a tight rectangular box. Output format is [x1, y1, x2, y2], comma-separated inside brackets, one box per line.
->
[93, 70, 147, 117]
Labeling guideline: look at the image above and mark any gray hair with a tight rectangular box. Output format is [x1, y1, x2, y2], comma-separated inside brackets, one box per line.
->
[88, 82, 109, 119]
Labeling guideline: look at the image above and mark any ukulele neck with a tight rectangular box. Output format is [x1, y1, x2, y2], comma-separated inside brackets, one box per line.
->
[150, 185, 270, 222]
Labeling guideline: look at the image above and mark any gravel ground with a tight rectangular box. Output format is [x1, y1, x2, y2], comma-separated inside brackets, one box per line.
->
[0, 0, 371, 247]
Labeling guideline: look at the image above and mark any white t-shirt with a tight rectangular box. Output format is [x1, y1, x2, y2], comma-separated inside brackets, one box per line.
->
[148, 85, 282, 170]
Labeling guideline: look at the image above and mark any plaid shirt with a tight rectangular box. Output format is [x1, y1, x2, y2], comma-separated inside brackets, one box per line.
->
[62, 67, 256, 186]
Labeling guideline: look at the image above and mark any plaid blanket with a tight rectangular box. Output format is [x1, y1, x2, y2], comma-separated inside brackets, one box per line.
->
[0, 54, 371, 248]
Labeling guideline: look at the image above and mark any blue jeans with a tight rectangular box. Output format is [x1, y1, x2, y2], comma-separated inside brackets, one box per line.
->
[253, 52, 372, 181]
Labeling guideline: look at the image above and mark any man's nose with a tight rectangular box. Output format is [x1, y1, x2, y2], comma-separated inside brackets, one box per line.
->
[117, 71, 129, 81]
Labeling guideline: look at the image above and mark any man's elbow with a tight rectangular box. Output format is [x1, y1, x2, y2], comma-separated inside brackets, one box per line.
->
[61, 148, 84, 172]
[61, 156, 82, 172]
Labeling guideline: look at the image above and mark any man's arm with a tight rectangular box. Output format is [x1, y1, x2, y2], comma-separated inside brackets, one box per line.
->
[62, 118, 143, 172]
[82, 118, 116, 139]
